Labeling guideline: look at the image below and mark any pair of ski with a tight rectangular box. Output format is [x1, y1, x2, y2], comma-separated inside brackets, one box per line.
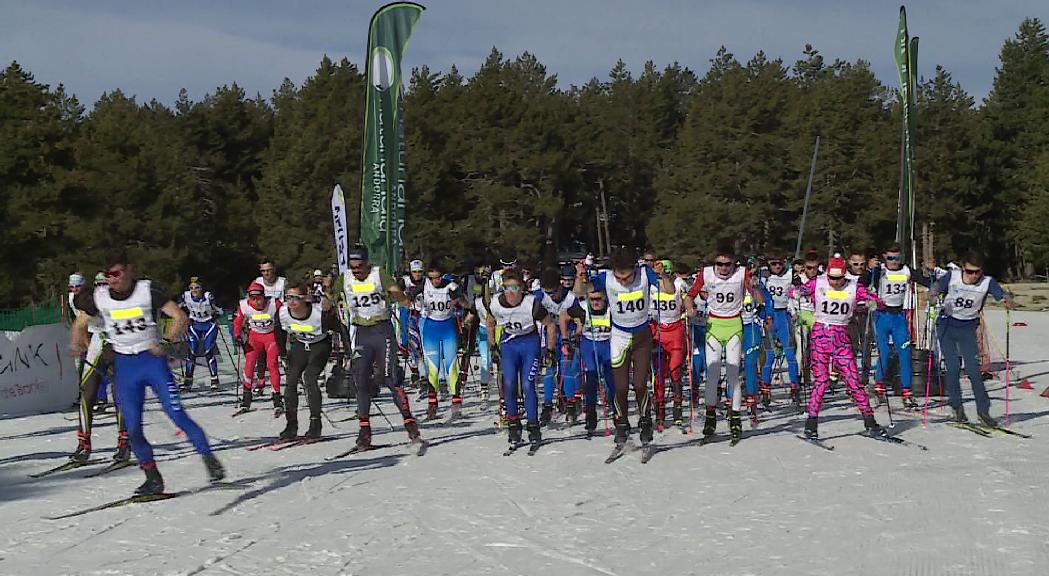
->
[326, 437, 429, 460]
[231, 407, 283, 418]
[245, 436, 333, 452]
[44, 480, 251, 520]
[795, 431, 928, 451]
[604, 442, 654, 464]
[948, 421, 1032, 438]
[503, 440, 542, 457]
[700, 433, 743, 448]
[28, 457, 138, 479]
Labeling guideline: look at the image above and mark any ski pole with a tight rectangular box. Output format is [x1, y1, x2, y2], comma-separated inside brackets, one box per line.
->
[1005, 307, 1011, 425]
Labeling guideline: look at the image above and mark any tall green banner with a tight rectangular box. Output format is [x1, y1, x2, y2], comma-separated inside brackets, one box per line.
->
[359, 2, 425, 274]
[893, 5, 917, 264]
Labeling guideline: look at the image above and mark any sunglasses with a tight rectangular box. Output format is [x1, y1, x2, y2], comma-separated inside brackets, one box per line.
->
[103, 268, 125, 279]
[285, 293, 306, 301]
[427, 276, 442, 281]
[963, 268, 982, 275]
[504, 285, 523, 294]
[768, 261, 784, 266]
[259, 268, 275, 273]
[805, 265, 818, 270]
[884, 255, 901, 261]
[849, 262, 865, 267]
[189, 285, 202, 290]
[248, 292, 264, 298]
[715, 261, 733, 267]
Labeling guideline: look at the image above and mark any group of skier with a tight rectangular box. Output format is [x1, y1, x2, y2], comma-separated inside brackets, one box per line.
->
[62, 239, 1015, 493]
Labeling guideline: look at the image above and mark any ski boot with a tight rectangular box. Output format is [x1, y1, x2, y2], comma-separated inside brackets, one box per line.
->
[209, 377, 220, 392]
[480, 385, 490, 410]
[93, 400, 108, 414]
[180, 375, 193, 393]
[789, 386, 801, 408]
[874, 381, 887, 397]
[639, 416, 654, 446]
[134, 464, 165, 496]
[425, 393, 439, 421]
[113, 433, 131, 462]
[901, 389, 919, 409]
[702, 407, 717, 437]
[439, 379, 449, 401]
[279, 418, 298, 440]
[654, 403, 665, 433]
[729, 411, 742, 444]
[759, 382, 772, 409]
[863, 414, 887, 438]
[672, 401, 684, 428]
[585, 406, 598, 435]
[804, 416, 819, 439]
[565, 401, 578, 427]
[746, 394, 759, 427]
[447, 399, 463, 422]
[203, 454, 225, 483]
[977, 411, 998, 428]
[527, 421, 542, 451]
[613, 416, 629, 448]
[357, 420, 373, 448]
[949, 405, 968, 423]
[507, 419, 524, 447]
[539, 402, 554, 426]
[405, 418, 422, 441]
[272, 392, 285, 417]
[70, 433, 91, 463]
[305, 417, 322, 440]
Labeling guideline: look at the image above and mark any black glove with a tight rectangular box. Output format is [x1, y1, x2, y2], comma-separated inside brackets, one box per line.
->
[543, 348, 556, 368]
[561, 342, 574, 361]
[491, 345, 501, 366]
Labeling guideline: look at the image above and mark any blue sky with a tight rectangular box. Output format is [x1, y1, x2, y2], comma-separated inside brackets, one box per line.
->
[2, 0, 1044, 106]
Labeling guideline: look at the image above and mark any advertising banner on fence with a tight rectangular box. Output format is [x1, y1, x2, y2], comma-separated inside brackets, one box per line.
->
[0, 323, 78, 418]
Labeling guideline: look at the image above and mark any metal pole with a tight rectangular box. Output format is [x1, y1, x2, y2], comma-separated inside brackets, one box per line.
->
[794, 135, 820, 260]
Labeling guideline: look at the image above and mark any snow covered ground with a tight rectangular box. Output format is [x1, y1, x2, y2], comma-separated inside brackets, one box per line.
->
[2, 310, 1048, 576]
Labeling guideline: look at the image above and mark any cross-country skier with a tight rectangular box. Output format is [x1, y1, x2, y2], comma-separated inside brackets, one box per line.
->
[682, 262, 707, 405]
[486, 270, 557, 452]
[252, 258, 287, 395]
[869, 244, 920, 407]
[577, 248, 674, 452]
[685, 248, 765, 445]
[67, 272, 129, 464]
[232, 282, 284, 415]
[760, 253, 802, 405]
[71, 251, 224, 495]
[742, 271, 770, 424]
[560, 286, 614, 435]
[792, 255, 887, 440]
[928, 254, 1012, 426]
[411, 262, 469, 421]
[343, 245, 425, 452]
[399, 259, 425, 391]
[650, 260, 687, 432]
[277, 283, 351, 439]
[177, 277, 223, 392]
[537, 266, 578, 425]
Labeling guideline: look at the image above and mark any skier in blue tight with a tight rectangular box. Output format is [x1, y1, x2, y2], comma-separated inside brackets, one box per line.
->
[742, 273, 770, 422]
[410, 262, 469, 421]
[71, 252, 224, 496]
[561, 287, 614, 435]
[869, 244, 925, 408]
[760, 254, 801, 406]
[177, 277, 224, 392]
[535, 267, 577, 425]
[486, 270, 557, 451]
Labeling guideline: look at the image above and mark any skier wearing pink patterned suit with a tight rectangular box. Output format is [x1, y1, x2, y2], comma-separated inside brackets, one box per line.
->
[790, 255, 889, 441]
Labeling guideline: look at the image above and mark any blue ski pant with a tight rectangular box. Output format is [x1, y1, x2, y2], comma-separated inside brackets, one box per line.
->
[938, 321, 990, 415]
[184, 321, 219, 379]
[761, 308, 800, 385]
[476, 325, 491, 385]
[690, 324, 706, 387]
[579, 337, 614, 409]
[422, 317, 461, 395]
[114, 351, 212, 467]
[874, 310, 912, 390]
[743, 322, 762, 395]
[501, 333, 542, 421]
[542, 334, 579, 404]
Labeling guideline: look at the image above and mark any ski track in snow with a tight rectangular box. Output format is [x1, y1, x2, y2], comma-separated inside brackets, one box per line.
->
[1, 311, 1048, 575]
